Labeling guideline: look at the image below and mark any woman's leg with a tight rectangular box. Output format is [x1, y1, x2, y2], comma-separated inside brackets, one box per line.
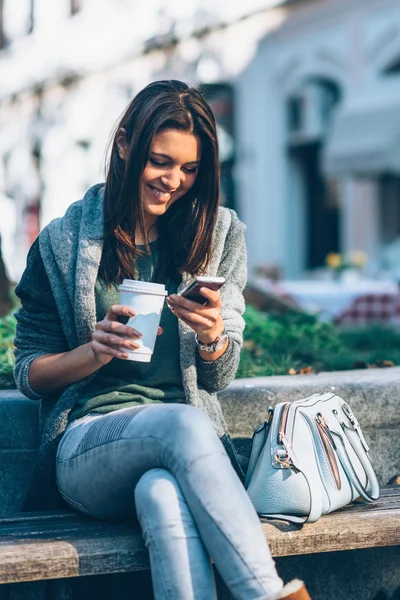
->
[135, 468, 217, 600]
[56, 404, 283, 599]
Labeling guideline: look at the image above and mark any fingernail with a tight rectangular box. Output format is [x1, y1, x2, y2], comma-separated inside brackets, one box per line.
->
[129, 310, 135, 316]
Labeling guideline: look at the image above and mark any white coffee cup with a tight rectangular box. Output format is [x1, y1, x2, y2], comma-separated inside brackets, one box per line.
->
[118, 279, 168, 362]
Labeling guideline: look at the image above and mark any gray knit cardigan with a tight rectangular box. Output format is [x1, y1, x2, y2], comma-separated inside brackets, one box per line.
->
[14, 183, 247, 511]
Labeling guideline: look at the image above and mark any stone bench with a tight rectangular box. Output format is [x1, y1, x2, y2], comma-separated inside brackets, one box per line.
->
[1, 367, 399, 513]
[0, 368, 399, 599]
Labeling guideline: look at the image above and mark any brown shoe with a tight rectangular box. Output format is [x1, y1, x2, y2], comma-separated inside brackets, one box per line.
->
[272, 579, 311, 600]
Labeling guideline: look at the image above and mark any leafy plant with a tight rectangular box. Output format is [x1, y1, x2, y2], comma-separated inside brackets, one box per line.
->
[237, 305, 400, 378]
[0, 315, 16, 389]
[237, 306, 345, 377]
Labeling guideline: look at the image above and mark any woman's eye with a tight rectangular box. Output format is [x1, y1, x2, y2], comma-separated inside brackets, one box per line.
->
[149, 158, 197, 173]
[149, 158, 166, 167]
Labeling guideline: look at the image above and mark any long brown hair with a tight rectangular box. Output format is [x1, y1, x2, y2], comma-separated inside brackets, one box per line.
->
[99, 80, 220, 285]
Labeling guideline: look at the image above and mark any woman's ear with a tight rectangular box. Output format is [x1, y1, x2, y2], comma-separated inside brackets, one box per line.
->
[116, 128, 128, 160]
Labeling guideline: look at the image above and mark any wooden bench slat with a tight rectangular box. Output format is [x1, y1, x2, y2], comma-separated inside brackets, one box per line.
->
[0, 486, 396, 529]
[0, 511, 78, 526]
[0, 532, 150, 583]
[0, 487, 397, 584]
[264, 508, 400, 557]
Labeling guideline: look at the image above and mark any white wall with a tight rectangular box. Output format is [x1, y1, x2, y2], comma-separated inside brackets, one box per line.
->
[236, 40, 288, 277]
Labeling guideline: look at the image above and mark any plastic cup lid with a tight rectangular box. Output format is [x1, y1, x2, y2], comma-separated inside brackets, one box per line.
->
[118, 279, 168, 296]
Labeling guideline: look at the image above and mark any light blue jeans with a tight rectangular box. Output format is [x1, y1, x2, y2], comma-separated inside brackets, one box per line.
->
[56, 403, 283, 600]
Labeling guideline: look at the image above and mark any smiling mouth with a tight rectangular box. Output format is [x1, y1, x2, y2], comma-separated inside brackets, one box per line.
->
[148, 185, 175, 202]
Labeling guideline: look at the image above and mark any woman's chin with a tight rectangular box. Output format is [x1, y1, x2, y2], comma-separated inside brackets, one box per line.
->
[146, 203, 169, 216]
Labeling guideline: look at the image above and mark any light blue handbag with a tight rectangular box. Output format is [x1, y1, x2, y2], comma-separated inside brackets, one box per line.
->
[245, 392, 380, 523]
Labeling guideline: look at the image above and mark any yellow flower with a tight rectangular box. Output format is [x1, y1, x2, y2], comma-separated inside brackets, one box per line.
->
[349, 250, 367, 268]
[326, 252, 341, 269]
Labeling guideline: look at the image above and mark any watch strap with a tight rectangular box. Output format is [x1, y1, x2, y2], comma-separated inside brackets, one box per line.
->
[195, 328, 229, 353]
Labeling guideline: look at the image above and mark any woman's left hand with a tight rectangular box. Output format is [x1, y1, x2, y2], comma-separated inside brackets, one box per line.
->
[167, 287, 225, 344]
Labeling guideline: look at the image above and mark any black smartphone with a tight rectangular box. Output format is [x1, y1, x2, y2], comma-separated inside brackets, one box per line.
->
[177, 276, 226, 305]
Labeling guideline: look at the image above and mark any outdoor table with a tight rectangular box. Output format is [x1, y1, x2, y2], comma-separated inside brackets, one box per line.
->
[252, 278, 400, 324]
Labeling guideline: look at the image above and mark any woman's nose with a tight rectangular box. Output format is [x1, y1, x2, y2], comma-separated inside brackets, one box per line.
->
[161, 168, 182, 190]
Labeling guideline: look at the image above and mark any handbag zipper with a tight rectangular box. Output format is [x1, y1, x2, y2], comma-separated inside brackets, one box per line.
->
[315, 413, 341, 490]
[274, 403, 301, 472]
[278, 403, 291, 443]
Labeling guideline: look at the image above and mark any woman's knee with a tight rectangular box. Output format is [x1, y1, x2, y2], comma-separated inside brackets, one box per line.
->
[135, 468, 183, 524]
[163, 404, 219, 448]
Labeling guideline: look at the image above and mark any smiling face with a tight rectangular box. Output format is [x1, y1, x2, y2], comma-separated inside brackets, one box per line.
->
[139, 129, 201, 236]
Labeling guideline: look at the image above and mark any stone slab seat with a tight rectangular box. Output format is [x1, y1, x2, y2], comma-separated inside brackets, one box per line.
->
[0, 486, 398, 585]
[1, 366, 399, 516]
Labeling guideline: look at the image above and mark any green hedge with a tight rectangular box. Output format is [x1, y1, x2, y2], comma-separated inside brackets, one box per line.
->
[1, 307, 399, 390]
[237, 305, 400, 378]
[0, 315, 16, 389]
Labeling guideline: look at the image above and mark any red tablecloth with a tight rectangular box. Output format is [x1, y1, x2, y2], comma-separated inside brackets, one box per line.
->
[334, 293, 400, 325]
[251, 278, 400, 325]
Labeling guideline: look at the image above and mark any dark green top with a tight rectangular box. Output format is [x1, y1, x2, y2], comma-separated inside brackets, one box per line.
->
[68, 241, 185, 422]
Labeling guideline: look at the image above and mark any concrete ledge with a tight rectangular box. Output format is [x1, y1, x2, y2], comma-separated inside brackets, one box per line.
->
[0, 450, 37, 515]
[0, 368, 399, 510]
[0, 391, 39, 450]
[219, 367, 400, 436]
[4, 366, 399, 438]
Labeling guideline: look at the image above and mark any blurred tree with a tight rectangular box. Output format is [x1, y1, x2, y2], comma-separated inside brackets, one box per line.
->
[0, 235, 12, 316]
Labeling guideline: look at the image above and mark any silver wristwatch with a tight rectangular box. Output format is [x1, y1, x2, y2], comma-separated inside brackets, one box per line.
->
[195, 328, 229, 353]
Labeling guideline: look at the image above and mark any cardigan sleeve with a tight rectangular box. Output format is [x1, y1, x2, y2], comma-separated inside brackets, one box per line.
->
[196, 211, 247, 392]
[13, 238, 69, 399]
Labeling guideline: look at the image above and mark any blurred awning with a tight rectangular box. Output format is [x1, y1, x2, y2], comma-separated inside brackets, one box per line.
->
[323, 103, 400, 176]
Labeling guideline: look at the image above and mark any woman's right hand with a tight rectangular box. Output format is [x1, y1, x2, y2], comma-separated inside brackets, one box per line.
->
[90, 305, 143, 365]
[90, 305, 164, 365]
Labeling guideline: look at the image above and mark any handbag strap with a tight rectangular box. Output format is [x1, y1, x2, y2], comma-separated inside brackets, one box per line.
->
[260, 467, 323, 523]
[333, 430, 380, 502]
[331, 403, 380, 502]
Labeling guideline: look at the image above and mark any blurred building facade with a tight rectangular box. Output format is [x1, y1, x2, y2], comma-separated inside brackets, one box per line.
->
[0, 0, 400, 280]
[238, 0, 400, 278]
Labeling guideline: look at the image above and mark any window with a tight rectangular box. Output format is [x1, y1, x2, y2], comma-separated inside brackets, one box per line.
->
[383, 57, 400, 76]
[287, 78, 341, 143]
[28, 0, 34, 33]
[287, 96, 304, 133]
[0, 0, 5, 49]
[200, 83, 236, 210]
[2, 0, 34, 43]
[70, 0, 80, 16]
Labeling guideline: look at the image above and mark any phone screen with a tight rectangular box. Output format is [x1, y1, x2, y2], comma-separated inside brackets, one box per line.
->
[180, 279, 225, 305]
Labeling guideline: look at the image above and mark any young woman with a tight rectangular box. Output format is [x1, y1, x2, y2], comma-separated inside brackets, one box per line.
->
[14, 80, 310, 600]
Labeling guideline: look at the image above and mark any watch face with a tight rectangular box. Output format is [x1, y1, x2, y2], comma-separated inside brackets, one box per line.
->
[215, 334, 228, 351]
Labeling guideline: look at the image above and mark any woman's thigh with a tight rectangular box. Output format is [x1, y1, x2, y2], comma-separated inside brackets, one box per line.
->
[56, 403, 222, 519]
